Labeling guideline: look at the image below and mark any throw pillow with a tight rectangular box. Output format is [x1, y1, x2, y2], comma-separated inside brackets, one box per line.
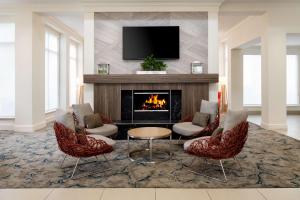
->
[200, 100, 218, 124]
[55, 112, 76, 131]
[223, 109, 248, 132]
[192, 112, 210, 127]
[84, 113, 103, 129]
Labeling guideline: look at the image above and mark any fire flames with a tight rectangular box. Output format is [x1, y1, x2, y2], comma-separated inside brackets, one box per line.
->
[142, 94, 167, 110]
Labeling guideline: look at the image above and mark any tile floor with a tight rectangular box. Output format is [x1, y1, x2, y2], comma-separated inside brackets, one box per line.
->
[1, 188, 300, 200]
[1, 114, 299, 200]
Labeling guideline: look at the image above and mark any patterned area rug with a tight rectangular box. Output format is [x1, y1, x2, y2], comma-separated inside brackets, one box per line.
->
[0, 124, 300, 188]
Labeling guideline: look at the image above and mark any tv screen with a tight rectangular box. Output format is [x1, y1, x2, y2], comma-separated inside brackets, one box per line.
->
[123, 26, 180, 60]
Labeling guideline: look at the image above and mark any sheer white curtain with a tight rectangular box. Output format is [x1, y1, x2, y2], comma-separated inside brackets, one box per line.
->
[286, 55, 299, 105]
[243, 55, 262, 106]
[0, 23, 15, 117]
[45, 29, 60, 112]
[69, 42, 78, 106]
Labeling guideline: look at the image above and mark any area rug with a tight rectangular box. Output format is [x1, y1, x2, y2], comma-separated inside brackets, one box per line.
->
[0, 124, 300, 188]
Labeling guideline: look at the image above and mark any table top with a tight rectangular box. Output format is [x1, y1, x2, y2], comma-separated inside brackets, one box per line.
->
[128, 127, 172, 140]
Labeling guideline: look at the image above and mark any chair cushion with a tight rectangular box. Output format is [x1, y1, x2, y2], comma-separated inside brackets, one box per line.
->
[173, 122, 204, 137]
[86, 124, 118, 137]
[55, 112, 75, 131]
[192, 112, 210, 127]
[200, 100, 218, 124]
[72, 103, 94, 127]
[223, 110, 248, 132]
[88, 135, 116, 146]
[183, 137, 201, 151]
[84, 113, 103, 129]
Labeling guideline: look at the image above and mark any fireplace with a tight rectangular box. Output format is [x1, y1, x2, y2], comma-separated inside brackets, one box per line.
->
[121, 90, 181, 122]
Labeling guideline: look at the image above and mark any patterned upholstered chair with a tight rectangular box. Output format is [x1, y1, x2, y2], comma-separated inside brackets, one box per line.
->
[53, 117, 115, 178]
[183, 110, 248, 182]
[173, 100, 219, 142]
[72, 103, 118, 137]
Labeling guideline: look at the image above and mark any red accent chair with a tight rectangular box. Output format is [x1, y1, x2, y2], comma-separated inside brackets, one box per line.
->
[184, 121, 249, 181]
[53, 122, 114, 178]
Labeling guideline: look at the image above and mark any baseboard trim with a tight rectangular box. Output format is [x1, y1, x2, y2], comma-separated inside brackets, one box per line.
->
[261, 121, 288, 131]
[14, 120, 47, 132]
[0, 119, 15, 131]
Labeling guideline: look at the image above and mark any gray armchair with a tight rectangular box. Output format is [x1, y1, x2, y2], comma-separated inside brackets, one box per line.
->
[72, 103, 118, 137]
[173, 100, 219, 141]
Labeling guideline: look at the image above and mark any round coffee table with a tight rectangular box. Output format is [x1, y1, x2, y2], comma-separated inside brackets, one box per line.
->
[127, 127, 172, 163]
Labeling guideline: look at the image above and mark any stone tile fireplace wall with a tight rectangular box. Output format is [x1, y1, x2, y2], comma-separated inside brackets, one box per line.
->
[94, 12, 208, 74]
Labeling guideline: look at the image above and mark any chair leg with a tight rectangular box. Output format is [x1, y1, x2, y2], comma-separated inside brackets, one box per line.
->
[71, 158, 80, 179]
[60, 155, 67, 168]
[184, 157, 228, 182]
[177, 136, 182, 144]
[219, 160, 227, 182]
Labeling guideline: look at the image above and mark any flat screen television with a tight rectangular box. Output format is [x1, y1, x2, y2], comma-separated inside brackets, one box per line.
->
[123, 26, 180, 60]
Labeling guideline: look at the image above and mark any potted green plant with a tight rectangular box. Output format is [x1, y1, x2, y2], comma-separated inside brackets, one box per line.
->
[136, 55, 168, 74]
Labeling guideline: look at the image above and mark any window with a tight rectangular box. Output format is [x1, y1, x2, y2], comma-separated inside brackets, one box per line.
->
[45, 29, 60, 112]
[286, 55, 299, 105]
[0, 23, 15, 117]
[243, 55, 262, 105]
[69, 42, 78, 106]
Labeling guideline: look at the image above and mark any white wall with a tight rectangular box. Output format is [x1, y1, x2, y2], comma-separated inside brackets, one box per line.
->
[208, 11, 219, 102]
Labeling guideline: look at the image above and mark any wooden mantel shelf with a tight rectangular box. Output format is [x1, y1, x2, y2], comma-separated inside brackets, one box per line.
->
[84, 74, 219, 84]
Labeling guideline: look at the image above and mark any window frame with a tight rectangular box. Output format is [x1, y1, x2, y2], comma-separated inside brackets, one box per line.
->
[242, 53, 300, 107]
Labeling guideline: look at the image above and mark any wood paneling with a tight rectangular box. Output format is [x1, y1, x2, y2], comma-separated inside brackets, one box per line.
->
[93, 82, 210, 121]
[84, 74, 219, 84]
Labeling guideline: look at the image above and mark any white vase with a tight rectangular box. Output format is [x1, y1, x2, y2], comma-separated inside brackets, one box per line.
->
[136, 70, 167, 74]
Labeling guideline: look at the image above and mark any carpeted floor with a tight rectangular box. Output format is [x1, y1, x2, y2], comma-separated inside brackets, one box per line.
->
[0, 123, 300, 188]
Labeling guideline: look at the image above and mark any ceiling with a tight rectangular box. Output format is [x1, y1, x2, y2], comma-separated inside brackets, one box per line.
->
[3, 0, 299, 37]
[1, 0, 300, 3]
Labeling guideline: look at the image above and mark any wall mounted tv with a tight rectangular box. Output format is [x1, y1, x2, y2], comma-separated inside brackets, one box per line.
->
[123, 26, 180, 60]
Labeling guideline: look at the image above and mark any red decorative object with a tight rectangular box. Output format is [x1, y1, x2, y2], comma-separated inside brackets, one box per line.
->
[99, 113, 114, 124]
[187, 121, 249, 160]
[218, 91, 221, 108]
[53, 122, 113, 158]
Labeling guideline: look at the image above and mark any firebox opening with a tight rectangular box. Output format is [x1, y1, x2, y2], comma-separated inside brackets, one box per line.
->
[134, 92, 169, 112]
[121, 89, 181, 122]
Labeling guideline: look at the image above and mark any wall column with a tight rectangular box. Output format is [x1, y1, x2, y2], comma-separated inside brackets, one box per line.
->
[208, 11, 219, 102]
[261, 28, 287, 130]
[14, 11, 46, 132]
[83, 12, 94, 108]
[230, 49, 243, 110]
